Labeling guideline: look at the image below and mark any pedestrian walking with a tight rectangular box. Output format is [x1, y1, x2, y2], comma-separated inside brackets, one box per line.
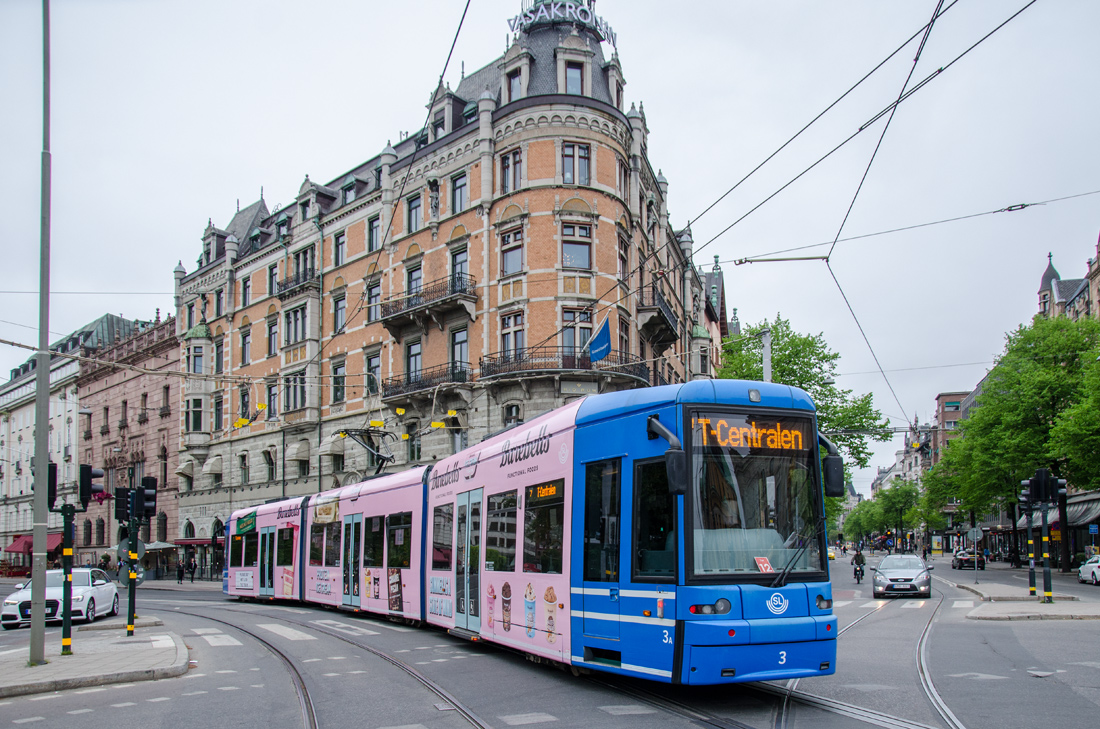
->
[176, 559, 185, 584]
[188, 557, 197, 583]
[921, 546, 928, 561]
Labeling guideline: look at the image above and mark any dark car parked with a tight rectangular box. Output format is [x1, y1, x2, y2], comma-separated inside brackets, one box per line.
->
[951, 550, 986, 570]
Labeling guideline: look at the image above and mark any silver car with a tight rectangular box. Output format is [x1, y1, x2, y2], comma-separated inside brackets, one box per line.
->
[1, 568, 119, 629]
[872, 555, 934, 599]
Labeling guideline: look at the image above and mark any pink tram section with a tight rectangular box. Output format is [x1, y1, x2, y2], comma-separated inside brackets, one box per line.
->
[227, 467, 427, 621]
[425, 400, 581, 664]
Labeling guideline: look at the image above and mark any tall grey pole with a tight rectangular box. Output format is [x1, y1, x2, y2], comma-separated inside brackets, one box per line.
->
[761, 328, 772, 382]
[30, 0, 53, 666]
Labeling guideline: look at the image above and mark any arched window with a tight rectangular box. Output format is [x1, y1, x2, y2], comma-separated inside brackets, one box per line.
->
[212, 519, 224, 538]
[95, 518, 105, 545]
[160, 446, 168, 488]
[157, 512, 168, 543]
[83, 519, 92, 547]
[184, 521, 195, 539]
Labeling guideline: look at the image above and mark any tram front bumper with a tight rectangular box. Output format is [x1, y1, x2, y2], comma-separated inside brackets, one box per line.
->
[681, 615, 838, 685]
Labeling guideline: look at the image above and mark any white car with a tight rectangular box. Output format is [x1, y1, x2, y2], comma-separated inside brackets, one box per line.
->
[1078, 555, 1100, 585]
[1, 568, 119, 629]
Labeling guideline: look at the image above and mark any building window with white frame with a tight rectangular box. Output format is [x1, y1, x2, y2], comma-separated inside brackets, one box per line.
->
[241, 278, 251, 306]
[368, 217, 381, 252]
[407, 422, 421, 461]
[508, 70, 522, 102]
[263, 450, 276, 481]
[240, 454, 249, 485]
[367, 282, 381, 322]
[213, 395, 223, 432]
[501, 311, 525, 358]
[266, 383, 278, 419]
[239, 386, 250, 418]
[186, 399, 203, 433]
[501, 230, 523, 276]
[285, 307, 306, 345]
[215, 289, 224, 317]
[618, 238, 629, 281]
[452, 248, 468, 279]
[268, 264, 278, 294]
[267, 320, 278, 357]
[240, 328, 251, 365]
[619, 317, 630, 356]
[504, 403, 522, 428]
[562, 143, 590, 185]
[563, 309, 592, 354]
[366, 351, 381, 395]
[285, 371, 307, 412]
[408, 194, 422, 233]
[451, 328, 468, 369]
[406, 341, 422, 381]
[562, 223, 592, 270]
[332, 360, 346, 403]
[334, 296, 346, 333]
[501, 149, 522, 194]
[334, 232, 346, 266]
[342, 182, 356, 206]
[566, 62, 583, 95]
[451, 173, 468, 214]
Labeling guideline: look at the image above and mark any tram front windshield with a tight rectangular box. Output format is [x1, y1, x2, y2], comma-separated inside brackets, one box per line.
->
[690, 411, 825, 579]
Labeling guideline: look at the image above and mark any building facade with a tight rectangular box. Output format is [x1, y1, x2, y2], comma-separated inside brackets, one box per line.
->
[74, 315, 181, 572]
[171, 1, 727, 575]
[1, 315, 143, 567]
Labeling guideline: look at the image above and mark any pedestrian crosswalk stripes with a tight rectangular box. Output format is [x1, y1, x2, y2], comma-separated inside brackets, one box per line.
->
[255, 623, 316, 641]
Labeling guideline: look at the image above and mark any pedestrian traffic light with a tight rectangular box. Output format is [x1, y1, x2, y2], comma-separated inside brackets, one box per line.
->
[115, 487, 132, 521]
[48, 462, 58, 511]
[139, 476, 157, 519]
[79, 464, 105, 510]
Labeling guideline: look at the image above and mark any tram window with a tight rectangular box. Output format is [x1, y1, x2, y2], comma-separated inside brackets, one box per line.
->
[324, 523, 340, 567]
[433, 504, 453, 570]
[486, 490, 517, 572]
[524, 480, 565, 574]
[364, 516, 385, 567]
[243, 532, 260, 568]
[583, 460, 620, 582]
[276, 528, 295, 566]
[388, 512, 413, 569]
[231, 534, 245, 567]
[634, 460, 675, 581]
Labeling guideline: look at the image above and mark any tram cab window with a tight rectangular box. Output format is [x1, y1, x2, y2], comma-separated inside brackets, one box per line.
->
[584, 460, 620, 582]
[634, 460, 675, 580]
[486, 491, 517, 572]
[433, 504, 454, 570]
[388, 512, 413, 569]
[243, 532, 259, 568]
[230, 534, 245, 567]
[524, 480, 564, 574]
[277, 528, 295, 566]
[364, 516, 385, 567]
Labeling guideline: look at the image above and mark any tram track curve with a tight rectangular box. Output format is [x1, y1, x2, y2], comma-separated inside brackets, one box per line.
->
[173, 605, 494, 729]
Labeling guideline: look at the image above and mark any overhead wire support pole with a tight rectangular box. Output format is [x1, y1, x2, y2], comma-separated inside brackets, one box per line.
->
[30, 0, 53, 667]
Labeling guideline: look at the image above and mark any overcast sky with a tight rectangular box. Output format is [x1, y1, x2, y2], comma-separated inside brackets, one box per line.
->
[3, 0, 1098, 495]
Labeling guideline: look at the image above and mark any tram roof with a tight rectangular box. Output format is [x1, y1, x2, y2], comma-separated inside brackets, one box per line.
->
[575, 380, 815, 426]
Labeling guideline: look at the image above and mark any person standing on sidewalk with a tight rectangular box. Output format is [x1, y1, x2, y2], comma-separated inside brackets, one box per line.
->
[176, 560, 185, 584]
[188, 557, 196, 583]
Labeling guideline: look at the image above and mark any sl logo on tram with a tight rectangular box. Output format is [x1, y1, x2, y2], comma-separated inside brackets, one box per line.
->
[766, 593, 789, 615]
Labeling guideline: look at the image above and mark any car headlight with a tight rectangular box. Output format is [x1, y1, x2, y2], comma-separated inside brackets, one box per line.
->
[72, 594, 85, 602]
[3, 598, 17, 606]
[874, 574, 888, 584]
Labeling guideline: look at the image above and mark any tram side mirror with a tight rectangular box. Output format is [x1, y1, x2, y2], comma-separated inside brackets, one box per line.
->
[822, 454, 844, 498]
[665, 448, 688, 496]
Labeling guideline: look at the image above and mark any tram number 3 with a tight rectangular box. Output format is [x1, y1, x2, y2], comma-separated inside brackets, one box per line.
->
[661, 630, 673, 644]
[778, 651, 787, 665]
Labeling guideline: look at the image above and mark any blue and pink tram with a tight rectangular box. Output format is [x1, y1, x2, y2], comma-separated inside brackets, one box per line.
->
[225, 380, 845, 685]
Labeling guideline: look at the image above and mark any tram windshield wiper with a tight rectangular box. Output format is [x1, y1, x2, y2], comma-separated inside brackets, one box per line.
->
[770, 518, 822, 588]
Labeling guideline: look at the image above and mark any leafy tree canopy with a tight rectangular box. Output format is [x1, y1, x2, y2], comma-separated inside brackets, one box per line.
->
[718, 314, 891, 470]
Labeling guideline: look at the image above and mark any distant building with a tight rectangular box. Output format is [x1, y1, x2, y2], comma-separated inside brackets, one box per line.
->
[1, 314, 145, 566]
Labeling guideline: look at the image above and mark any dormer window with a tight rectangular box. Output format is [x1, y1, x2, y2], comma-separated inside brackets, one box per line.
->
[276, 214, 290, 239]
[250, 227, 261, 249]
[342, 178, 357, 205]
[300, 201, 309, 220]
[508, 70, 522, 103]
[432, 111, 446, 140]
[566, 63, 583, 95]
[462, 102, 477, 126]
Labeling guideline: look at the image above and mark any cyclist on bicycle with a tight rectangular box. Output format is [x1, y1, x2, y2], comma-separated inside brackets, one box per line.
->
[851, 549, 866, 580]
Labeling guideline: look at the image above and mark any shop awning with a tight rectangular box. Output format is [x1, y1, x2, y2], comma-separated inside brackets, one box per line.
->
[318, 435, 345, 456]
[201, 455, 223, 475]
[174, 459, 195, 478]
[285, 439, 310, 461]
[3, 533, 62, 553]
[174, 537, 224, 546]
[1015, 496, 1100, 529]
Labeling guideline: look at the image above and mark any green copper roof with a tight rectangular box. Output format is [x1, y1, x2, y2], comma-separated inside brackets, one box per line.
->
[182, 323, 212, 341]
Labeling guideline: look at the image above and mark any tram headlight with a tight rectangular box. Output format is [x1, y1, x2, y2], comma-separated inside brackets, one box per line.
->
[815, 595, 832, 610]
[689, 598, 732, 615]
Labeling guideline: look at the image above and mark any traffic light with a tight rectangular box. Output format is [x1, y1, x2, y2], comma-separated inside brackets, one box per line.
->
[139, 476, 157, 519]
[115, 487, 132, 521]
[48, 462, 58, 511]
[79, 464, 105, 510]
[1022, 468, 1069, 504]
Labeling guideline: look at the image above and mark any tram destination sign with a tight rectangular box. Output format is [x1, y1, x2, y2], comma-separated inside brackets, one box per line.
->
[692, 412, 812, 452]
[526, 478, 565, 507]
[506, 1, 618, 48]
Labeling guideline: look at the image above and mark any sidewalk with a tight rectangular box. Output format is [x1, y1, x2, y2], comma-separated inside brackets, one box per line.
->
[931, 561, 1100, 621]
[0, 619, 189, 698]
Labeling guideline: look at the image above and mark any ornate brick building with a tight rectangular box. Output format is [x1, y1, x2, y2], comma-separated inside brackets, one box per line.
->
[172, 0, 727, 574]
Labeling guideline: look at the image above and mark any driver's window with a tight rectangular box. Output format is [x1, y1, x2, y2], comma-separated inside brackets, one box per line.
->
[633, 459, 675, 582]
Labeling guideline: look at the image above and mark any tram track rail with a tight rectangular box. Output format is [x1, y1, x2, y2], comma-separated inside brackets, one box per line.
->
[173, 605, 494, 729]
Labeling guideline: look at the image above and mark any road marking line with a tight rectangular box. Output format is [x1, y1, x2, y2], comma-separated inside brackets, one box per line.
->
[953, 600, 974, 608]
[900, 602, 925, 609]
[203, 634, 242, 647]
[832, 601, 852, 608]
[111, 702, 136, 707]
[191, 628, 222, 635]
[12, 718, 44, 724]
[67, 709, 94, 715]
[217, 686, 240, 691]
[859, 601, 884, 608]
[256, 623, 315, 641]
[499, 712, 559, 726]
[322, 673, 341, 677]
[310, 619, 380, 636]
[215, 670, 237, 674]
[598, 705, 658, 716]
[182, 691, 207, 696]
[148, 697, 171, 702]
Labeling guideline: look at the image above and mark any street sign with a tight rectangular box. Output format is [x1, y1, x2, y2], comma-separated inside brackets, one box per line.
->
[117, 537, 146, 561]
[967, 527, 983, 542]
[1090, 524, 1098, 535]
[117, 562, 146, 587]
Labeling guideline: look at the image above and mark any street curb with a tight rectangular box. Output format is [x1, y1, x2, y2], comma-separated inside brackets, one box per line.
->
[967, 613, 1100, 621]
[953, 581, 1078, 602]
[0, 633, 189, 699]
[77, 617, 164, 632]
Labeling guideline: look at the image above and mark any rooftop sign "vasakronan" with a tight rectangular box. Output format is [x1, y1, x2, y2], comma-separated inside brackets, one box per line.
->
[507, 1, 618, 49]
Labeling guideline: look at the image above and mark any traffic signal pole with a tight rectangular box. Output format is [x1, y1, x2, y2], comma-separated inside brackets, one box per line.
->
[1025, 505, 1036, 598]
[127, 489, 138, 636]
[1040, 500, 1053, 604]
[60, 504, 74, 655]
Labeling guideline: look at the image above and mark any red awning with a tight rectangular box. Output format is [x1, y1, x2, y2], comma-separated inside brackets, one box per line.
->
[4, 535, 31, 553]
[3, 533, 63, 553]
[174, 538, 224, 546]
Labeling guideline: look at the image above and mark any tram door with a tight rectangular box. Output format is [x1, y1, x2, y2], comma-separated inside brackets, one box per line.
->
[342, 514, 362, 608]
[258, 526, 276, 597]
[454, 488, 483, 632]
[582, 459, 621, 639]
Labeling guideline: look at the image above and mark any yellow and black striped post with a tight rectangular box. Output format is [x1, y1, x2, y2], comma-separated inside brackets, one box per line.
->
[1040, 500, 1053, 604]
[1026, 506, 1036, 597]
[61, 507, 74, 655]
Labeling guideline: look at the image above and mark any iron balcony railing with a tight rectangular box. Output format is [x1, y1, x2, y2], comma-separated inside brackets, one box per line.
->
[380, 273, 477, 319]
[480, 346, 649, 382]
[637, 285, 679, 338]
[382, 362, 472, 399]
[276, 267, 317, 297]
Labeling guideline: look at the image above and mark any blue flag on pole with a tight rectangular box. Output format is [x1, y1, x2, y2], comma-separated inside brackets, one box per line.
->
[588, 316, 611, 363]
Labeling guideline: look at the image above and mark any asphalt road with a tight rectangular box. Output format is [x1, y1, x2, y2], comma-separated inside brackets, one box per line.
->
[1, 563, 1098, 729]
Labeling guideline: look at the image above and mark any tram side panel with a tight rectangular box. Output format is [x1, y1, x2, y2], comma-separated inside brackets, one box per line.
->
[227, 497, 308, 601]
[425, 402, 582, 665]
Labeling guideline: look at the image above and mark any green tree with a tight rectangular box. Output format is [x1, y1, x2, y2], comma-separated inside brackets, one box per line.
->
[718, 315, 891, 469]
[1049, 347, 1100, 490]
[877, 481, 920, 550]
[843, 498, 882, 543]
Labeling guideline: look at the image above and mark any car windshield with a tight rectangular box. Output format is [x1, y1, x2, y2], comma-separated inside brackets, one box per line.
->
[43, 572, 91, 588]
[689, 410, 824, 578]
[879, 556, 925, 570]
